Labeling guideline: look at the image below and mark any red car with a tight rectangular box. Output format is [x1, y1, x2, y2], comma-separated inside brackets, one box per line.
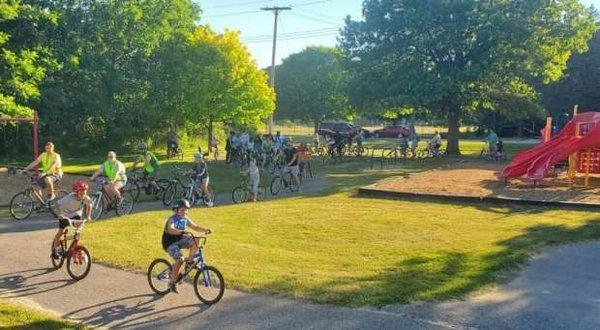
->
[373, 125, 410, 138]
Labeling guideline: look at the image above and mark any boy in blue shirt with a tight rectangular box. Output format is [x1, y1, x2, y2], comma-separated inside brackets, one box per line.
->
[162, 199, 212, 292]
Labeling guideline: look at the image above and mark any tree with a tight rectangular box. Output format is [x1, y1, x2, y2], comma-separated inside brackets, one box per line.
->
[275, 46, 350, 129]
[341, 0, 597, 154]
[0, 0, 57, 117]
[159, 26, 274, 147]
[540, 30, 600, 117]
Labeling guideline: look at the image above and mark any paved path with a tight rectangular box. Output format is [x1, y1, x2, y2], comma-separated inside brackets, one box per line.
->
[2, 213, 600, 328]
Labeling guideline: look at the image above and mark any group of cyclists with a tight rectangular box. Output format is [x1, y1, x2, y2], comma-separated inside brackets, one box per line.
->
[16, 126, 504, 294]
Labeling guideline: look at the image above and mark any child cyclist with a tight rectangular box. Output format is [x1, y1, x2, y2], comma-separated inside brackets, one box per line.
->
[51, 180, 92, 259]
[162, 199, 212, 293]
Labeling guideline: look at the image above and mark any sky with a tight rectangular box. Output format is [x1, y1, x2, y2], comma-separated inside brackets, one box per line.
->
[198, 0, 600, 69]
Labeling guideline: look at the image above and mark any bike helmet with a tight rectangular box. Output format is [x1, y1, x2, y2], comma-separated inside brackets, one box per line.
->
[72, 180, 89, 193]
[172, 199, 191, 210]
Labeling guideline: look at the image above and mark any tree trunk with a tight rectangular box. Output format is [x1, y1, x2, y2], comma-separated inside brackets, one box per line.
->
[446, 109, 461, 155]
[208, 117, 213, 152]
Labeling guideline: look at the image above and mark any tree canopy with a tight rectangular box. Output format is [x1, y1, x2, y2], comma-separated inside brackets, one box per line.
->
[341, 0, 597, 153]
[274, 46, 350, 128]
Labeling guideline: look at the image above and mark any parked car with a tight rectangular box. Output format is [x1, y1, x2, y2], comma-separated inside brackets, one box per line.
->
[372, 125, 410, 138]
[317, 122, 362, 137]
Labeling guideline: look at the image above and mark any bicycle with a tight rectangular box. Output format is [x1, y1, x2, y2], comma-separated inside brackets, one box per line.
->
[126, 170, 169, 202]
[89, 177, 135, 220]
[163, 169, 216, 207]
[270, 168, 300, 195]
[231, 172, 265, 203]
[9, 170, 67, 220]
[147, 234, 225, 305]
[51, 217, 92, 280]
[166, 144, 184, 161]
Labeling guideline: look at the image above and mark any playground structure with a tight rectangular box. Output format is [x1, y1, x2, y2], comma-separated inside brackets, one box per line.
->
[0, 111, 40, 162]
[499, 107, 600, 187]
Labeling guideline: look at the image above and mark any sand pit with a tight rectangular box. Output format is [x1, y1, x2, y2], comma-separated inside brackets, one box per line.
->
[0, 167, 88, 206]
[365, 161, 600, 205]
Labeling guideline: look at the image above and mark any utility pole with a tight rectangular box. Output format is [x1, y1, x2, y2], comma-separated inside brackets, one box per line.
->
[261, 6, 291, 134]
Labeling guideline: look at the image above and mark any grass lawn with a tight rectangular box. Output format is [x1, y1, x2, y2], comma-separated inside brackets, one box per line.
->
[0, 300, 82, 329]
[83, 148, 600, 307]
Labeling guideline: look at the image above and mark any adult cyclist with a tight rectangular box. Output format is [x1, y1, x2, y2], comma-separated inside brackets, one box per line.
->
[166, 127, 180, 157]
[131, 142, 160, 191]
[51, 180, 92, 260]
[193, 149, 213, 207]
[90, 151, 127, 202]
[161, 199, 212, 293]
[22, 141, 63, 202]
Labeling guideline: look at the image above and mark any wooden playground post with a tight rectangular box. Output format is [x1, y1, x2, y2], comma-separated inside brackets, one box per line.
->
[584, 148, 591, 187]
[567, 105, 579, 182]
[543, 117, 552, 142]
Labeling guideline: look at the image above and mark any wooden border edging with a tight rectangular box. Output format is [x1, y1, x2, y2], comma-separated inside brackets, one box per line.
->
[357, 188, 600, 210]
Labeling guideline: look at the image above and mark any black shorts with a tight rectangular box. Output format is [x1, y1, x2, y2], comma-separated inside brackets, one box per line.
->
[59, 215, 81, 229]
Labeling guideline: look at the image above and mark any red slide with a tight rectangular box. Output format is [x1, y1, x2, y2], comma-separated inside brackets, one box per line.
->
[499, 112, 600, 180]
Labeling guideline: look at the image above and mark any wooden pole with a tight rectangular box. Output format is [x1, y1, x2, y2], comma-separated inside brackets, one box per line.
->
[544, 117, 553, 142]
[585, 148, 591, 187]
[33, 111, 39, 161]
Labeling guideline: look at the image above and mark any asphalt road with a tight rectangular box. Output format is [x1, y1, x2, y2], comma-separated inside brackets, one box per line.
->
[2, 211, 600, 329]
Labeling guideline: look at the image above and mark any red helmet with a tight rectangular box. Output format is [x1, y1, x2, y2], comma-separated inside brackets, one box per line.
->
[72, 180, 89, 193]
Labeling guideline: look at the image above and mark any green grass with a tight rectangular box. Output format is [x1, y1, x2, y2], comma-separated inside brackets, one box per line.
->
[84, 150, 600, 307]
[0, 300, 82, 329]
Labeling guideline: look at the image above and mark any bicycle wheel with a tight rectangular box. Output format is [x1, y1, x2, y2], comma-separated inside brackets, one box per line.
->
[10, 191, 34, 220]
[270, 176, 283, 195]
[162, 184, 177, 207]
[90, 195, 104, 220]
[129, 182, 141, 201]
[207, 185, 215, 205]
[148, 258, 172, 295]
[66, 246, 92, 280]
[116, 189, 135, 216]
[153, 179, 169, 201]
[232, 186, 247, 204]
[193, 265, 225, 305]
[257, 186, 266, 201]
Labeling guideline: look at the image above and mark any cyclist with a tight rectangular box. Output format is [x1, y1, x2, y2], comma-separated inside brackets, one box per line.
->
[131, 142, 160, 192]
[161, 199, 212, 293]
[283, 139, 301, 192]
[274, 131, 285, 150]
[52, 180, 92, 260]
[193, 149, 213, 207]
[242, 157, 260, 202]
[355, 131, 364, 150]
[166, 127, 180, 156]
[210, 135, 219, 160]
[485, 129, 499, 159]
[428, 131, 442, 156]
[22, 141, 63, 202]
[409, 130, 419, 158]
[397, 133, 409, 158]
[90, 151, 127, 202]
[225, 131, 234, 164]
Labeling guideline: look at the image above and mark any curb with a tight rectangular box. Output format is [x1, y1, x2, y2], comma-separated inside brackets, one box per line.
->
[357, 187, 600, 210]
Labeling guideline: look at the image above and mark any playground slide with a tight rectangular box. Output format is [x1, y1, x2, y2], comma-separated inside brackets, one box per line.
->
[499, 112, 600, 180]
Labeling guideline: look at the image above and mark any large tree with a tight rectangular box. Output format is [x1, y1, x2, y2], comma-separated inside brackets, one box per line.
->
[0, 0, 57, 117]
[341, 0, 597, 154]
[158, 26, 274, 146]
[540, 30, 600, 117]
[275, 46, 350, 129]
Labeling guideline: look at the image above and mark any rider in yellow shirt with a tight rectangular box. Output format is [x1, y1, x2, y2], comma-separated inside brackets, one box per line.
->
[22, 142, 63, 201]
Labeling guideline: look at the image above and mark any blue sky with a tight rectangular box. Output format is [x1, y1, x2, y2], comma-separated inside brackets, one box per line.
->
[198, 0, 600, 68]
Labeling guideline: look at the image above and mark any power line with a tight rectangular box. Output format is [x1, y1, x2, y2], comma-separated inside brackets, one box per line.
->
[243, 32, 338, 43]
[292, 0, 332, 8]
[241, 27, 339, 40]
[203, 9, 262, 18]
[289, 11, 341, 26]
[203, 0, 273, 10]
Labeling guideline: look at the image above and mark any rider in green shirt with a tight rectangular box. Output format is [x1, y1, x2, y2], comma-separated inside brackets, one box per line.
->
[132, 142, 160, 176]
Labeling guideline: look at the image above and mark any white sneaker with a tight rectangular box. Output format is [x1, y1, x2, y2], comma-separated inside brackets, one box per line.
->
[207, 201, 214, 207]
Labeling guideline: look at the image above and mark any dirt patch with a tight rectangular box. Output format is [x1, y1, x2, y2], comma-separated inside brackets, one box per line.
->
[0, 168, 89, 206]
[366, 161, 600, 204]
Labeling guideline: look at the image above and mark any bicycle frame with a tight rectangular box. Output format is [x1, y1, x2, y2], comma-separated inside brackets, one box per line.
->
[58, 219, 87, 261]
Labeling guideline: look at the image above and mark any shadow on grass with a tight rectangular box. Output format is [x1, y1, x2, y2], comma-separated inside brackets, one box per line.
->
[255, 219, 600, 307]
